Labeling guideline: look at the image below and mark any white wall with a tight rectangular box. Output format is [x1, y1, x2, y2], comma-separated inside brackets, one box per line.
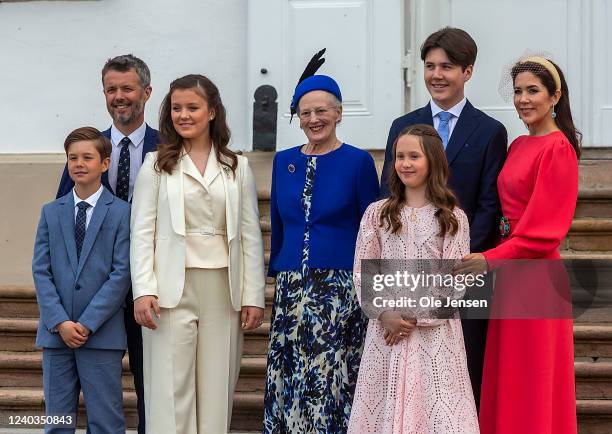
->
[1, 0, 609, 154]
[0, 0, 247, 153]
[593, 0, 612, 146]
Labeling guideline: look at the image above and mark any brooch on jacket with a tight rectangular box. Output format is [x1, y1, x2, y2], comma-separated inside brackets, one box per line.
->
[499, 216, 510, 239]
[288, 163, 295, 173]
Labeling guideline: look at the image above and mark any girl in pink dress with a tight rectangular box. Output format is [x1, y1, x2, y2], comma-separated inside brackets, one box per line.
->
[348, 125, 479, 434]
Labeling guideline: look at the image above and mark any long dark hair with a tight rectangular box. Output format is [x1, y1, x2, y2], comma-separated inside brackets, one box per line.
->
[511, 60, 582, 158]
[156, 74, 237, 175]
[380, 124, 459, 236]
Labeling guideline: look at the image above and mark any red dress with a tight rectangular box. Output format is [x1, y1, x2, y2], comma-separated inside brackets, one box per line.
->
[480, 131, 578, 434]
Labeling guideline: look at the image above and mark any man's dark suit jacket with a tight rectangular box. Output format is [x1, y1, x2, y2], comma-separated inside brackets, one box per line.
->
[380, 100, 507, 409]
[56, 124, 160, 199]
[55, 123, 158, 434]
[380, 100, 507, 253]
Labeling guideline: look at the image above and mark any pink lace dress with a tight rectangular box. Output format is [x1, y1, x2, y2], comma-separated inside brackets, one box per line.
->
[348, 200, 479, 434]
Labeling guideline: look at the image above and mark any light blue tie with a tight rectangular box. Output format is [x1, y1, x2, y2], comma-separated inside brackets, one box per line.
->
[437, 111, 452, 149]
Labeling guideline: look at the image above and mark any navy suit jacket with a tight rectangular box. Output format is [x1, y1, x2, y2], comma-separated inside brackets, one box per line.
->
[56, 124, 159, 199]
[32, 188, 131, 349]
[380, 101, 507, 252]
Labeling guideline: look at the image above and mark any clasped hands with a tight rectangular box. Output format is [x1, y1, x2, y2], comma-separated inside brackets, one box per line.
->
[379, 311, 416, 346]
[134, 295, 265, 331]
[376, 254, 488, 346]
[57, 320, 90, 348]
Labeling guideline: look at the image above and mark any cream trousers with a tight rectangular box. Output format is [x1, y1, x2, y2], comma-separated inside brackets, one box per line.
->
[142, 268, 242, 434]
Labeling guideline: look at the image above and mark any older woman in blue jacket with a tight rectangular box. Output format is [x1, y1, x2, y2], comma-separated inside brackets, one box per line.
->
[263, 67, 379, 433]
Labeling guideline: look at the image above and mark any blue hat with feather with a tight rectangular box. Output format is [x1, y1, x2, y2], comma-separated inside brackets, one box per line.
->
[290, 49, 342, 122]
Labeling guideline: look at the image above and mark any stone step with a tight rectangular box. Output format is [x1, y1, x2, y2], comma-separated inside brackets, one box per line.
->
[260, 195, 611, 219]
[0, 351, 267, 394]
[259, 195, 612, 251]
[6, 270, 612, 325]
[259, 202, 270, 222]
[243, 322, 270, 356]
[576, 360, 612, 400]
[0, 384, 609, 432]
[0, 318, 272, 357]
[0, 351, 135, 391]
[561, 252, 612, 260]
[6, 349, 611, 400]
[0, 285, 276, 325]
[574, 195, 612, 219]
[565, 219, 612, 252]
[577, 399, 612, 434]
[575, 324, 612, 358]
[5, 317, 612, 359]
[0, 319, 38, 352]
[259, 210, 612, 253]
[260, 218, 612, 255]
[573, 154, 612, 221]
[0, 387, 138, 428]
[6, 254, 611, 314]
[0, 387, 264, 431]
[235, 357, 267, 394]
[259, 217, 270, 233]
[0, 287, 39, 319]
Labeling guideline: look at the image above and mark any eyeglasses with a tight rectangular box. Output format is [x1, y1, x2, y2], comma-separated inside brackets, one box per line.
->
[297, 105, 339, 120]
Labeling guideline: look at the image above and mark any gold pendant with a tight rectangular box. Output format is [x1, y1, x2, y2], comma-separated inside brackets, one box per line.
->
[410, 209, 417, 222]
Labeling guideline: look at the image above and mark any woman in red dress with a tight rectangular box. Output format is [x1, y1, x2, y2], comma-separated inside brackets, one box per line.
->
[456, 56, 581, 433]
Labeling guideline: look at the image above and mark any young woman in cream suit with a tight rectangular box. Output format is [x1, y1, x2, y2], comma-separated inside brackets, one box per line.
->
[130, 74, 266, 434]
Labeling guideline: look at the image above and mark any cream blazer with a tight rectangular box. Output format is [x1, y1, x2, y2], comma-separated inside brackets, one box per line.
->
[130, 150, 266, 310]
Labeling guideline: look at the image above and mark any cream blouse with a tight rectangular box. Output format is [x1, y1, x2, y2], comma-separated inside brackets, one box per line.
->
[182, 149, 229, 268]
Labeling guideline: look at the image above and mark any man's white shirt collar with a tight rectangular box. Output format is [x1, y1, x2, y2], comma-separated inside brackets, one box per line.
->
[110, 122, 146, 148]
[430, 98, 467, 119]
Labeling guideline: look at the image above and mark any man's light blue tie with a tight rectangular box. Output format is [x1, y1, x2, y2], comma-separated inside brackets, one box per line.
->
[437, 111, 452, 149]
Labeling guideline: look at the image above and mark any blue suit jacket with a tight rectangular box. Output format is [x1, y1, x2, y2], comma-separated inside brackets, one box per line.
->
[56, 124, 159, 199]
[32, 187, 132, 349]
[268, 144, 379, 276]
[380, 101, 507, 252]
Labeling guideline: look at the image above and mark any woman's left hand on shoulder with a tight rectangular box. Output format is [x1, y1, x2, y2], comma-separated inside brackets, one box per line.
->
[241, 305, 264, 330]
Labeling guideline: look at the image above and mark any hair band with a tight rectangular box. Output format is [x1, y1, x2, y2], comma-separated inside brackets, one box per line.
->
[521, 56, 562, 93]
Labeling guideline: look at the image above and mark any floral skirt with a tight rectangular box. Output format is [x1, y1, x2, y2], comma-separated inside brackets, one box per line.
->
[263, 268, 367, 433]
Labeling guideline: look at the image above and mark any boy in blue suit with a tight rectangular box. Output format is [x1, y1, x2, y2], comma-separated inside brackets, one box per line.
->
[33, 127, 131, 434]
[55, 55, 157, 434]
[380, 27, 507, 410]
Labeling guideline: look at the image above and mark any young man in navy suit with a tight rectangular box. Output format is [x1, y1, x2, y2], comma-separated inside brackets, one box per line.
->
[34, 127, 131, 433]
[380, 27, 507, 409]
[56, 54, 158, 434]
